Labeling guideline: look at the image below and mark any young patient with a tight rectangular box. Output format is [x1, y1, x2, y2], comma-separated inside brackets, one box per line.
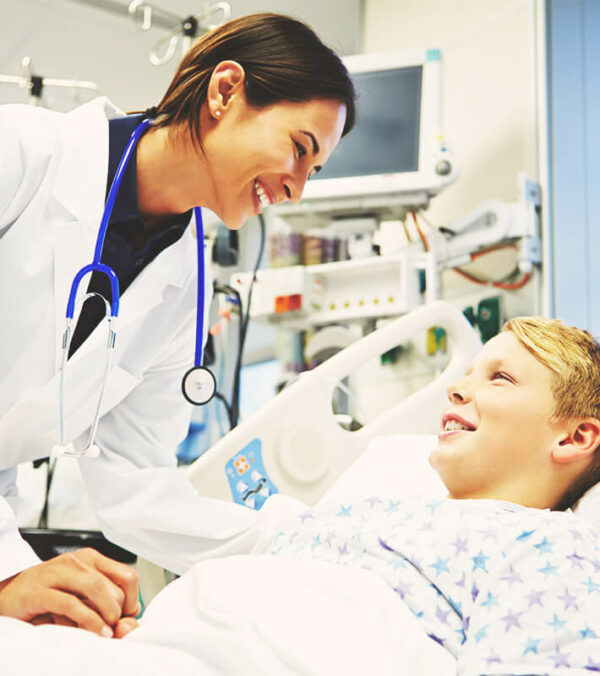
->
[265, 317, 600, 673]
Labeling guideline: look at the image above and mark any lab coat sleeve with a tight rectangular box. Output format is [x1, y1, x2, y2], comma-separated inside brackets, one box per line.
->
[78, 299, 305, 575]
[0, 106, 48, 236]
[0, 470, 41, 582]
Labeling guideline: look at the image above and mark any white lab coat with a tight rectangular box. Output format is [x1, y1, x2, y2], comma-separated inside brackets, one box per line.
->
[0, 97, 260, 577]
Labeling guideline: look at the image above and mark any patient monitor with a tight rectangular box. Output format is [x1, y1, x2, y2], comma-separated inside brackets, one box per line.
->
[277, 49, 457, 215]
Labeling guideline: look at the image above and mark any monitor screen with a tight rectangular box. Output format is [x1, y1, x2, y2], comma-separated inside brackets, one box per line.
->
[313, 65, 423, 181]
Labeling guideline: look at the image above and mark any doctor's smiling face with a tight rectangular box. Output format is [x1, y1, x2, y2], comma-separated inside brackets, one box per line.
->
[430, 327, 600, 510]
[139, 14, 355, 230]
[198, 63, 347, 229]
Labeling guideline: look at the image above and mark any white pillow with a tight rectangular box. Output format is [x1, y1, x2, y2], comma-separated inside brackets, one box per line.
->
[320, 434, 445, 505]
[321, 433, 600, 532]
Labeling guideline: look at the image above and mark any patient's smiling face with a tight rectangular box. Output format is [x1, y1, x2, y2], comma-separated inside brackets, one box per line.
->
[429, 331, 563, 505]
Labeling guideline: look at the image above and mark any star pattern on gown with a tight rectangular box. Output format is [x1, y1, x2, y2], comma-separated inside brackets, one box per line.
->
[586, 576, 600, 594]
[264, 493, 600, 671]
[336, 504, 352, 517]
[451, 535, 468, 555]
[474, 624, 488, 643]
[534, 536, 554, 555]
[552, 646, 570, 668]
[429, 556, 450, 577]
[548, 613, 567, 633]
[298, 511, 314, 524]
[481, 591, 500, 610]
[501, 609, 522, 632]
[523, 636, 541, 655]
[558, 587, 579, 612]
[525, 589, 544, 607]
[500, 564, 523, 586]
[580, 625, 597, 639]
[567, 550, 585, 568]
[472, 550, 490, 572]
[537, 561, 559, 579]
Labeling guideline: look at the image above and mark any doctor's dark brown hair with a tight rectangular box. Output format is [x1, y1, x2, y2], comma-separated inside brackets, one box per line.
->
[151, 13, 356, 145]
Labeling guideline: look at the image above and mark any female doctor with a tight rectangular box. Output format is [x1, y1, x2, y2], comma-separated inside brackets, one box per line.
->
[0, 13, 355, 635]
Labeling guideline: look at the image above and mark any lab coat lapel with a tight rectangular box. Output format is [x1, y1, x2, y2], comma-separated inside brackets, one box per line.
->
[51, 95, 192, 369]
[51, 96, 114, 371]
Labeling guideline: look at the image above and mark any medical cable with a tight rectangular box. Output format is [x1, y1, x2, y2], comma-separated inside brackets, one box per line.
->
[37, 459, 56, 529]
[229, 213, 266, 429]
[409, 210, 430, 251]
[212, 282, 242, 432]
[452, 243, 532, 290]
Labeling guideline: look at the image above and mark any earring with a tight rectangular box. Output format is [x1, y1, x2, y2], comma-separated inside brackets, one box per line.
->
[215, 110, 221, 118]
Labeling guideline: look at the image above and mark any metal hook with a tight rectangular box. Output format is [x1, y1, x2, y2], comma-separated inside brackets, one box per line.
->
[128, 0, 153, 31]
[199, 1, 231, 30]
[150, 28, 181, 66]
[138, 2, 232, 67]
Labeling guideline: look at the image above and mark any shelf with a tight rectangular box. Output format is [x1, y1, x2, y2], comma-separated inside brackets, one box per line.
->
[231, 253, 433, 327]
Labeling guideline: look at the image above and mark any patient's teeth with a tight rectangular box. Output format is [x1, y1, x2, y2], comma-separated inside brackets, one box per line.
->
[444, 419, 473, 431]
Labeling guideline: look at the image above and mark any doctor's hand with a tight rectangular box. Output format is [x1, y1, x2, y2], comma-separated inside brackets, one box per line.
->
[0, 547, 140, 637]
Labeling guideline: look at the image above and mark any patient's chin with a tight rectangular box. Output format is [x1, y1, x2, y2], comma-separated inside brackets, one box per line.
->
[428, 447, 459, 491]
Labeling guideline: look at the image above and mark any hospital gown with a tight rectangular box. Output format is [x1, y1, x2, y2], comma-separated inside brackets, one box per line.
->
[266, 495, 600, 674]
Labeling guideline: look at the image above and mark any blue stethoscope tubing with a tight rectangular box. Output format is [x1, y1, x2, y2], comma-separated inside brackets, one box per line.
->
[53, 118, 215, 459]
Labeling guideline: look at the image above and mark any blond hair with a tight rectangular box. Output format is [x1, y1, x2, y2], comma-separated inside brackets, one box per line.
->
[503, 316, 600, 509]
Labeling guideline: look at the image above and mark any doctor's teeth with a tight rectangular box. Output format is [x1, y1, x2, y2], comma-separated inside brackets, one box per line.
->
[254, 182, 270, 209]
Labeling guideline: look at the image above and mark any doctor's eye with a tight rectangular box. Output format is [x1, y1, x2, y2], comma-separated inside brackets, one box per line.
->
[294, 140, 307, 159]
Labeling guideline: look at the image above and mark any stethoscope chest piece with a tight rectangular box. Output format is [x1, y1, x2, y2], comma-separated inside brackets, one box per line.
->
[182, 366, 217, 405]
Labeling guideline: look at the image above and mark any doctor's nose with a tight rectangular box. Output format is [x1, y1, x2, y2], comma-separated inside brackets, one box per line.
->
[282, 174, 307, 203]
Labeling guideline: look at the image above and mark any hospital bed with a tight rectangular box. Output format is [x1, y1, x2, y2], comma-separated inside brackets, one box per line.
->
[6, 302, 477, 676]
[10, 303, 600, 673]
[138, 299, 479, 620]
[187, 300, 481, 506]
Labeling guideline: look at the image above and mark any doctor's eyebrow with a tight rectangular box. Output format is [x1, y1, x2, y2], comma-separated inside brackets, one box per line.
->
[300, 130, 320, 155]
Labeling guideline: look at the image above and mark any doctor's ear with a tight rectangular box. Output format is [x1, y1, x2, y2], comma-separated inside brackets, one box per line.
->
[551, 418, 600, 465]
[207, 61, 246, 119]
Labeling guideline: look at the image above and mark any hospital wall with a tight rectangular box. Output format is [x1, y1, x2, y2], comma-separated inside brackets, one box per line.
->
[0, 0, 362, 110]
[364, 0, 541, 321]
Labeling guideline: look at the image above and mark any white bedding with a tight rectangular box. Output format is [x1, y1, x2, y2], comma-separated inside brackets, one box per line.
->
[1, 553, 456, 675]
[0, 435, 464, 675]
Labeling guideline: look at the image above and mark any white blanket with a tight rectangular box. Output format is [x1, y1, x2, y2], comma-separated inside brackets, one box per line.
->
[1, 554, 455, 675]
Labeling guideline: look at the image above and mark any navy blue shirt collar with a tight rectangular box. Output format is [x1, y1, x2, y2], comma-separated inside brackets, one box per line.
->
[107, 114, 145, 227]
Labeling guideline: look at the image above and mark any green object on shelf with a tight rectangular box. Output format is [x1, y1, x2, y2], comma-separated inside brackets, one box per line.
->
[477, 296, 502, 342]
[463, 306, 476, 327]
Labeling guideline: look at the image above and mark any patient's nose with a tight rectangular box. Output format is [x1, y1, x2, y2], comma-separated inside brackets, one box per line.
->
[447, 381, 469, 403]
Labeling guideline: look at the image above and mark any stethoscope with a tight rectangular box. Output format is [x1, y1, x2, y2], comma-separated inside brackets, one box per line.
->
[52, 118, 216, 459]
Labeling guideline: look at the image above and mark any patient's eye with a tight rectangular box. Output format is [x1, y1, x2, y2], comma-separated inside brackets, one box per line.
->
[491, 371, 512, 383]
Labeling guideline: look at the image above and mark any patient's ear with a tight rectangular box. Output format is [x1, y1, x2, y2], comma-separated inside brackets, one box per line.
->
[551, 418, 600, 464]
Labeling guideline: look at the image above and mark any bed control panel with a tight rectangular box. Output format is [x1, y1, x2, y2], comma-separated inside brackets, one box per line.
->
[225, 438, 278, 510]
